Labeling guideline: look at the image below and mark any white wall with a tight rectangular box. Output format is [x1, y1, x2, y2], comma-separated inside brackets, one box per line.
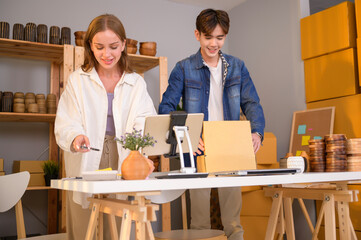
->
[0, 0, 205, 236]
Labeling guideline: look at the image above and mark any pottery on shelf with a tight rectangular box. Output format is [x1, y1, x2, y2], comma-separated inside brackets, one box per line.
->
[121, 151, 150, 180]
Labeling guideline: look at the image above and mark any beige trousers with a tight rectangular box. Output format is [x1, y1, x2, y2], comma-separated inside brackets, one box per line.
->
[66, 135, 120, 240]
[190, 187, 244, 240]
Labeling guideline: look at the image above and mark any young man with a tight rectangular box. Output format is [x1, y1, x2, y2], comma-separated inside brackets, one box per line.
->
[159, 9, 265, 240]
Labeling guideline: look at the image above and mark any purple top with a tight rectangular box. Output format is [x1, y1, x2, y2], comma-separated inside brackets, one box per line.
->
[106, 93, 116, 136]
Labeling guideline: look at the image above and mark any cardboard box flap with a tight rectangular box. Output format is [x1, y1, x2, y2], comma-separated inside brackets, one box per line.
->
[203, 121, 256, 173]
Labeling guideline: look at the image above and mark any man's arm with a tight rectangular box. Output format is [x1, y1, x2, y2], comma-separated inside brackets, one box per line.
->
[159, 62, 185, 114]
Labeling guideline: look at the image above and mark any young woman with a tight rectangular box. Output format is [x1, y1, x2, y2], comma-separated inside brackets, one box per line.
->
[55, 14, 156, 239]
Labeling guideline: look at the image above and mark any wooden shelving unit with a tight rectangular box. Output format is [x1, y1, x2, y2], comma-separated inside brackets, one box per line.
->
[0, 38, 74, 234]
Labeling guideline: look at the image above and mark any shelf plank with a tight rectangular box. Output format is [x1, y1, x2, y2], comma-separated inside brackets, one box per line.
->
[0, 112, 56, 122]
[27, 186, 53, 190]
[0, 38, 65, 63]
[128, 54, 160, 73]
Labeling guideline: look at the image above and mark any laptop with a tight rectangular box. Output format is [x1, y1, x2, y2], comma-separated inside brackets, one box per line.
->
[210, 168, 302, 177]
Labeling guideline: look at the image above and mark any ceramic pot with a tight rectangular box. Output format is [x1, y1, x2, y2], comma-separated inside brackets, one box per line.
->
[44, 174, 58, 186]
[121, 151, 150, 180]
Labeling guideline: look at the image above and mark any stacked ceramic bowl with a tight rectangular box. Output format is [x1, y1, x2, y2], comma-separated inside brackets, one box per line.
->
[46, 94, 56, 114]
[2, 92, 13, 112]
[13, 92, 25, 113]
[25, 92, 37, 113]
[139, 42, 157, 56]
[36, 94, 46, 113]
[74, 31, 86, 46]
[126, 38, 138, 54]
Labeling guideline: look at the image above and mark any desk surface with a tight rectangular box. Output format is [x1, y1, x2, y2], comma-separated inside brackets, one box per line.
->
[51, 172, 361, 194]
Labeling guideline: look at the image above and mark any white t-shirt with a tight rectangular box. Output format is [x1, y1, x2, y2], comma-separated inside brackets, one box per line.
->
[207, 59, 224, 121]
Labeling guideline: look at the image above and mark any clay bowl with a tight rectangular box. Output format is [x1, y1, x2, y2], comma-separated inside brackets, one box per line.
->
[74, 31, 86, 39]
[127, 45, 137, 54]
[139, 47, 156, 56]
[126, 38, 138, 46]
[139, 42, 156, 50]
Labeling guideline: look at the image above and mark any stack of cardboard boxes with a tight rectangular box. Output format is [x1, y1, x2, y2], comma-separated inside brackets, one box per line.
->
[13, 160, 46, 186]
[300, 2, 361, 238]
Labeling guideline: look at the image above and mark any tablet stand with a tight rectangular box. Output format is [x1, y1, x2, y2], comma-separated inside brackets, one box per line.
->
[164, 111, 196, 174]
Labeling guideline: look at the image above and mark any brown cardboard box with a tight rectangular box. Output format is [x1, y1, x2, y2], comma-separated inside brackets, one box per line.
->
[256, 132, 277, 164]
[29, 173, 45, 186]
[0, 171, 5, 176]
[304, 48, 358, 103]
[307, 94, 361, 138]
[203, 121, 256, 173]
[13, 160, 45, 173]
[300, 1, 356, 60]
[241, 190, 272, 217]
[355, 0, 361, 38]
[257, 163, 280, 169]
[357, 38, 361, 87]
[240, 216, 269, 240]
[0, 158, 3, 171]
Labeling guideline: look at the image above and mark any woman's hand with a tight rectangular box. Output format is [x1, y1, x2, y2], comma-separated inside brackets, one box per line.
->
[251, 133, 262, 153]
[71, 135, 90, 152]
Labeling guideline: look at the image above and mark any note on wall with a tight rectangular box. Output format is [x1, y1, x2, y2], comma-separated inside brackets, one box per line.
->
[289, 107, 335, 155]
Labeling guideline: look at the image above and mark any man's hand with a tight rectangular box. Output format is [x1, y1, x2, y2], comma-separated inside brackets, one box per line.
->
[71, 135, 90, 152]
[194, 137, 205, 156]
[146, 158, 155, 177]
[252, 133, 262, 153]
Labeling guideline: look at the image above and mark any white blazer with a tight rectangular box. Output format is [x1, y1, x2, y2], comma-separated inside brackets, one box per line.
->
[55, 68, 156, 207]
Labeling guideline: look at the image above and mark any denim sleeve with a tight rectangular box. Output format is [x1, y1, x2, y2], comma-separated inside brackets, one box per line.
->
[239, 61, 266, 136]
[159, 62, 184, 114]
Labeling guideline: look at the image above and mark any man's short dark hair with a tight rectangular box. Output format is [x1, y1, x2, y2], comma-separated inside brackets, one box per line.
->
[196, 9, 230, 35]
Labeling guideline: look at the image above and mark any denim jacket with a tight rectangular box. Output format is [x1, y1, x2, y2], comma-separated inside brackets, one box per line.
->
[159, 49, 265, 137]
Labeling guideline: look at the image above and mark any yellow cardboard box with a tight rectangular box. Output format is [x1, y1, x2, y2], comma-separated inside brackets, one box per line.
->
[29, 173, 45, 187]
[357, 38, 361, 87]
[13, 160, 45, 173]
[0, 171, 5, 176]
[304, 48, 358, 103]
[300, 1, 356, 60]
[241, 190, 272, 217]
[0, 158, 3, 171]
[256, 132, 277, 164]
[307, 94, 361, 138]
[355, 0, 361, 38]
[240, 216, 269, 240]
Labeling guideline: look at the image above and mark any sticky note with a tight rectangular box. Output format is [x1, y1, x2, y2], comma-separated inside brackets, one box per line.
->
[296, 151, 302, 156]
[302, 135, 311, 145]
[298, 125, 306, 134]
[314, 136, 322, 140]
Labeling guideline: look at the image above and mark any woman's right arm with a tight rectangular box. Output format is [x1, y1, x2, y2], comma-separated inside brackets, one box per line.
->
[54, 75, 86, 152]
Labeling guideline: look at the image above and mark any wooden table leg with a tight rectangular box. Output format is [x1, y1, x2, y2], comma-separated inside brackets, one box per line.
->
[265, 190, 283, 240]
[108, 214, 118, 240]
[86, 202, 101, 240]
[324, 194, 336, 240]
[119, 209, 131, 240]
[284, 197, 295, 240]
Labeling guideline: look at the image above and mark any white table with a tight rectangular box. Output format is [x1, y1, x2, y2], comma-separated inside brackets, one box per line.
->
[52, 172, 361, 240]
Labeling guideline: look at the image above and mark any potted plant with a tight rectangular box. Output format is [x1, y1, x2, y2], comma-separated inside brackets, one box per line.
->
[115, 128, 156, 180]
[42, 160, 59, 186]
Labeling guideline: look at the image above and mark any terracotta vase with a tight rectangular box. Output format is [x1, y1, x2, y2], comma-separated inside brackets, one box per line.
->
[121, 151, 150, 180]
